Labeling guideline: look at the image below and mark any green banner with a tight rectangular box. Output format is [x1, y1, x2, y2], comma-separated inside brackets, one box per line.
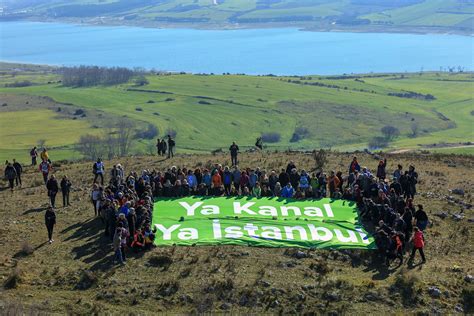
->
[152, 197, 376, 249]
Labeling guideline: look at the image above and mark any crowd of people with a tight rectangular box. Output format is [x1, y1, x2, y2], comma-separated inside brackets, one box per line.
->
[86, 154, 427, 266]
[91, 161, 156, 265]
[3, 143, 429, 267]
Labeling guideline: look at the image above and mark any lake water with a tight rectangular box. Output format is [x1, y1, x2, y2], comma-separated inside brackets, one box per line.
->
[0, 21, 473, 75]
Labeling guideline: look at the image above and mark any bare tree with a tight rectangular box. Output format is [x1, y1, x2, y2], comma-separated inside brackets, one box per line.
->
[313, 149, 328, 171]
[76, 134, 105, 160]
[381, 125, 400, 141]
[37, 139, 46, 149]
[146, 140, 156, 156]
[116, 118, 136, 157]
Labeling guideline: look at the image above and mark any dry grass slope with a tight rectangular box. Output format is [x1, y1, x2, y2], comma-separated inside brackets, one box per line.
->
[0, 152, 472, 314]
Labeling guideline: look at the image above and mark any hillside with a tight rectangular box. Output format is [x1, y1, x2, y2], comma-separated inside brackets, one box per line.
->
[1, 0, 473, 35]
[0, 152, 473, 314]
[0, 63, 473, 163]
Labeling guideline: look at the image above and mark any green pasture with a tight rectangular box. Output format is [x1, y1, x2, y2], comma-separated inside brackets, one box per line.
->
[0, 69, 472, 163]
[6, 0, 473, 34]
[362, 0, 473, 28]
[0, 109, 93, 162]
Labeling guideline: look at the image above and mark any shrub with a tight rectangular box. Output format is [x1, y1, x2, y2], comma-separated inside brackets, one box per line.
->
[290, 126, 310, 143]
[148, 255, 173, 271]
[73, 109, 85, 116]
[261, 132, 281, 143]
[3, 268, 21, 289]
[15, 241, 34, 258]
[393, 270, 419, 306]
[368, 136, 388, 149]
[462, 285, 474, 313]
[381, 125, 400, 141]
[5, 80, 33, 88]
[166, 128, 178, 138]
[135, 123, 158, 139]
[75, 270, 98, 290]
[135, 75, 149, 86]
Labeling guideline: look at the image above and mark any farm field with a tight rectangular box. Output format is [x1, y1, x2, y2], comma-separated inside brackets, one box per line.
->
[1, 0, 473, 35]
[0, 63, 473, 163]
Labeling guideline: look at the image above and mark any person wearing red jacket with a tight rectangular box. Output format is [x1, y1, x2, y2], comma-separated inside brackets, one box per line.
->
[131, 228, 145, 253]
[410, 227, 426, 263]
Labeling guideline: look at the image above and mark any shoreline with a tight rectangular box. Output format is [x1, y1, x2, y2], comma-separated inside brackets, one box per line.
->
[1, 60, 473, 78]
[1, 16, 472, 37]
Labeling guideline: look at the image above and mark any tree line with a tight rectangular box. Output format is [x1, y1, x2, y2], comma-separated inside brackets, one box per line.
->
[60, 65, 140, 87]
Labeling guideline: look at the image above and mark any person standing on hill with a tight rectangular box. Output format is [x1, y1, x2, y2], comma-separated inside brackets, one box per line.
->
[40, 148, 50, 163]
[255, 137, 263, 150]
[60, 175, 72, 207]
[407, 165, 418, 199]
[39, 159, 52, 185]
[414, 204, 428, 231]
[4, 162, 17, 192]
[30, 146, 38, 166]
[348, 156, 361, 174]
[156, 138, 162, 156]
[161, 139, 167, 156]
[376, 158, 387, 180]
[12, 159, 22, 187]
[45, 206, 56, 244]
[93, 158, 105, 185]
[393, 164, 403, 181]
[327, 171, 341, 198]
[409, 227, 426, 263]
[46, 175, 59, 208]
[167, 135, 175, 158]
[229, 142, 240, 166]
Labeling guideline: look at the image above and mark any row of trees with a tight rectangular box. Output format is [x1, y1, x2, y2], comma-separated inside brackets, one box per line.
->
[60, 66, 139, 87]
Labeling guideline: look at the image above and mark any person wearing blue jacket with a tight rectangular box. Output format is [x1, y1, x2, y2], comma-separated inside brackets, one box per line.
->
[249, 170, 258, 192]
[187, 170, 197, 191]
[202, 169, 212, 188]
[223, 166, 232, 195]
[281, 183, 294, 198]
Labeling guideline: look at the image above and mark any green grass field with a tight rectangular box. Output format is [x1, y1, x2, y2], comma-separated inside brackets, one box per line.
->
[2, 0, 473, 34]
[0, 65, 472, 163]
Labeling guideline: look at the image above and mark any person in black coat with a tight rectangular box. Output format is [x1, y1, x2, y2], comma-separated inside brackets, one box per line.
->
[229, 142, 240, 166]
[12, 159, 22, 187]
[45, 207, 56, 243]
[167, 135, 175, 158]
[46, 175, 59, 208]
[60, 175, 72, 207]
[4, 162, 17, 191]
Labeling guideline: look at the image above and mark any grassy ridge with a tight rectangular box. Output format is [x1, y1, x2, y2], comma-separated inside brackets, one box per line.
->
[2, 0, 473, 34]
[0, 66, 473, 162]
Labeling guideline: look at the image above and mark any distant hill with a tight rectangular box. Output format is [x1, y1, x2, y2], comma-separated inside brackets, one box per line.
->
[0, 0, 473, 34]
